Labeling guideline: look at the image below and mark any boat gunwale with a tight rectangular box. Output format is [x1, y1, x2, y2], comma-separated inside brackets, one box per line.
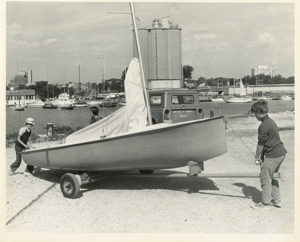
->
[22, 115, 224, 154]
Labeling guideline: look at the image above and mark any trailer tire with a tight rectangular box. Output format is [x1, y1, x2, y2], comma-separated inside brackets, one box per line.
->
[25, 165, 34, 174]
[60, 173, 81, 199]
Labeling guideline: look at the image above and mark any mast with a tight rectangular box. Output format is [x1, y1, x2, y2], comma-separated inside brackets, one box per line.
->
[78, 65, 81, 95]
[46, 69, 49, 99]
[129, 2, 152, 125]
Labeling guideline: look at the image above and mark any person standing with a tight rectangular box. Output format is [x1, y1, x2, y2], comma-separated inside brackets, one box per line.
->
[10, 117, 35, 175]
[90, 106, 102, 124]
[251, 100, 287, 208]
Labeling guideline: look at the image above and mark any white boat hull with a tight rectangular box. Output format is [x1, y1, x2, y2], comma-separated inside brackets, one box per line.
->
[211, 98, 224, 102]
[27, 103, 45, 107]
[54, 102, 74, 108]
[22, 116, 227, 171]
[74, 104, 87, 107]
[225, 97, 252, 103]
[280, 95, 292, 101]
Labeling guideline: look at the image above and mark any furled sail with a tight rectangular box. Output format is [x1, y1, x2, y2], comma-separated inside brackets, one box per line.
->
[124, 57, 148, 132]
[65, 57, 148, 144]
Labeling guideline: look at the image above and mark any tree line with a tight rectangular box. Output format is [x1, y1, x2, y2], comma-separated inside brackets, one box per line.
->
[183, 65, 294, 87]
[7, 64, 294, 100]
[8, 80, 125, 100]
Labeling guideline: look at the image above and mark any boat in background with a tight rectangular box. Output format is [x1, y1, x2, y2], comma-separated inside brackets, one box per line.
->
[15, 103, 25, 111]
[6, 101, 16, 107]
[100, 96, 118, 107]
[61, 104, 74, 110]
[43, 100, 58, 109]
[26, 99, 45, 108]
[225, 96, 252, 103]
[198, 95, 212, 102]
[280, 95, 292, 101]
[74, 99, 88, 107]
[118, 92, 126, 106]
[87, 100, 103, 107]
[211, 96, 225, 102]
[225, 79, 252, 103]
[54, 93, 74, 109]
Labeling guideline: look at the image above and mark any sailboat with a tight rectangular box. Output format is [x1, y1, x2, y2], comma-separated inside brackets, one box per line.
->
[53, 93, 74, 109]
[15, 101, 25, 111]
[225, 79, 252, 103]
[21, 2, 227, 198]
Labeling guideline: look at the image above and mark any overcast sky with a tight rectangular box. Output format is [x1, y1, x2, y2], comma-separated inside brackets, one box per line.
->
[6, 2, 294, 84]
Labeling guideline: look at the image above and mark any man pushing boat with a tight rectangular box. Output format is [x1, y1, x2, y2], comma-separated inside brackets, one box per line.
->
[250, 100, 287, 208]
[10, 117, 36, 175]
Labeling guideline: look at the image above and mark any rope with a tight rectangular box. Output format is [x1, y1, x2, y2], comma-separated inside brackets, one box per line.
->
[226, 115, 258, 168]
[211, 100, 223, 116]
[6, 183, 56, 226]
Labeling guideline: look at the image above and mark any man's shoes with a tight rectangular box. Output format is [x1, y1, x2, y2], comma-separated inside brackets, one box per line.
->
[251, 202, 270, 209]
[25, 165, 34, 174]
[271, 199, 282, 208]
[9, 170, 15, 176]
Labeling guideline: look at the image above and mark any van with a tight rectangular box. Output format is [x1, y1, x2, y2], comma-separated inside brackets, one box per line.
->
[149, 89, 207, 124]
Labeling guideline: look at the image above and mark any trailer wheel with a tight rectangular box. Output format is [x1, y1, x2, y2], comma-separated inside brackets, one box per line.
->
[25, 165, 34, 174]
[139, 170, 154, 175]
[60, 173, 81, 199]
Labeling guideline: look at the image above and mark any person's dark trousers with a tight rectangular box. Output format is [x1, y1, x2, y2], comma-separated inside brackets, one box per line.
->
[10, 144, 24, 172]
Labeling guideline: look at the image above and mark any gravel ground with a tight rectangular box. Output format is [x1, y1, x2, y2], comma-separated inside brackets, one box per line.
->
[4, 111, 297, 235]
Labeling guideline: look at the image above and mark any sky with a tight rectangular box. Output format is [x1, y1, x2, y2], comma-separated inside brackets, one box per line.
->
[5, 2, 295, 84]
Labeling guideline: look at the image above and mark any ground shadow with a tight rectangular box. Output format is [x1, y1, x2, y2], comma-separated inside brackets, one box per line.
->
[32, 168, 65, 183]
[81, 175, 218, 193]
[32, 168, 221, 193]
[31, 168, 247, 199]
[233, 182, 261, 203]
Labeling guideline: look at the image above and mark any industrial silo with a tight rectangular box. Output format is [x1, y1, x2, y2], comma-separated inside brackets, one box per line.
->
[133, 17, 182, 89]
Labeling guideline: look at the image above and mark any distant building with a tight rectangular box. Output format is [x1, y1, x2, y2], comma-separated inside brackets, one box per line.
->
[251, 65, 277, 77]
[6, 89, 36, 106]
[13, 71, 28, 87]
[133, 17, 182, 89]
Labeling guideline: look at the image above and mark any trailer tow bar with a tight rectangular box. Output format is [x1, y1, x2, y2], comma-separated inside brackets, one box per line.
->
[59, 171, 280, 199]
[113, 172, 281, 179]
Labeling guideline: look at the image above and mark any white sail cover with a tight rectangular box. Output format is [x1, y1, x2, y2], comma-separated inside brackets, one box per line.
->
[65, 58, 148, 144]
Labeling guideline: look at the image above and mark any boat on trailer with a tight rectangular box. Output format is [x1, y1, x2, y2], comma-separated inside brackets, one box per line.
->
[22, 3, 227, 199]
[22, 113, 226, 198]
[23, 117, 226, 172]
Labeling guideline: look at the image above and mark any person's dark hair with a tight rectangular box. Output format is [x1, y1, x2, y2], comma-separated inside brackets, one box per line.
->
[251, 100, 268, 114]
[90, 106, 99, 115]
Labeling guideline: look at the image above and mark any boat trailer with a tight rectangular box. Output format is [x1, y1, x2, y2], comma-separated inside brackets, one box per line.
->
[59, 165, 280, 199]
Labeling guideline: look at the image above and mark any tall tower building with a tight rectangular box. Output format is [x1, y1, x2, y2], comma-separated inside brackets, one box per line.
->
[133, 17, 182, 89]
